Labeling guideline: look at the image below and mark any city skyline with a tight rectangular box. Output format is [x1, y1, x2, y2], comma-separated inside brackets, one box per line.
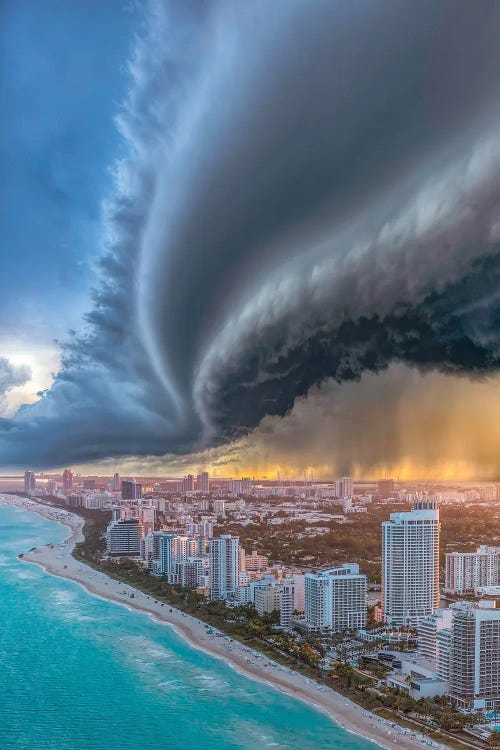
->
[1, 2, 500, 481]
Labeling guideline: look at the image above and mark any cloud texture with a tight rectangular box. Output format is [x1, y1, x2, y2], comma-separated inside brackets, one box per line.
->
[1, 0, 500, 471]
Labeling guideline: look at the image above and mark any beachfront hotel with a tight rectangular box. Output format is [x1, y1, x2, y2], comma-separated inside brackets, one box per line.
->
[106, 518, 144, 557]
[382, 498, 440, 626]
[209, 534, 239, 600]
[304, 563, 367, 633]
[447, 601, 500, 712]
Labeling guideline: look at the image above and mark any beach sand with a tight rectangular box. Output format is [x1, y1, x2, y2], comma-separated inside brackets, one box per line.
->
[0, 493, 447, 750]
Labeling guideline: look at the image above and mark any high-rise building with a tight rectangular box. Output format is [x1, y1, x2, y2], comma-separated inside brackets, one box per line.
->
[241, 477, 252, 493]
[378, 478, 395, 498]
[159, 534, 174, 575]
[24, 470, 36, 492]
[418, 608, 455, 661]
[196, 472, 209, 493]
[445, 546, 500, 594]
[209, 535, 239, 600]
[382, 499, 440, 626]
[159, 534, 198, 578]
[62, 469, 73, 492]
[106, 519, 144, 556]
[112, 472, 120, 491]
[305, 564, 367, 633]
[280, 581, 296, 628]
[175, 558, 205, 587]
[448, 602, 500, 712]
[121, 479, 142, 500]
[182, 475, 195, 492]
[334, 476, 353, 498]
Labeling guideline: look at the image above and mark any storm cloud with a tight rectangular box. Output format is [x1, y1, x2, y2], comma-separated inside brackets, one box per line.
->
[1, 0, 500, 470]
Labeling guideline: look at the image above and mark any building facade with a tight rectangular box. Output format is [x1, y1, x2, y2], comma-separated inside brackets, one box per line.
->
[209, 535, 239, 600]
[305, 564, 367, 633]
[448, 603, 500, 712]
[382, 500, 440, 626]
[445, 546, 500, 594]
[106, 518, 144, 556]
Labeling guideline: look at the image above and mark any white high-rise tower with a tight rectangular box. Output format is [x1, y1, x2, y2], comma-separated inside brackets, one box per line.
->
[209, 535, 239, 600]
[382, 497, 440, 626]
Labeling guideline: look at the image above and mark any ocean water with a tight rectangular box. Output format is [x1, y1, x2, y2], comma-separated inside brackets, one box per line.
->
[0, 506, 376, 750]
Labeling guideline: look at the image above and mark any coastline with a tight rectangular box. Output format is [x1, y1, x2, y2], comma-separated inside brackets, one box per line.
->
[0, 494, 446, 750]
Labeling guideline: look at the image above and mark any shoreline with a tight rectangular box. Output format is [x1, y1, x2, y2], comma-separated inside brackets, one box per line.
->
[0, 494, 446, 750]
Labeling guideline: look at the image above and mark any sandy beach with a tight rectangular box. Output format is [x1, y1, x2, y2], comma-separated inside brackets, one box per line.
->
[0, 493, 447, 750]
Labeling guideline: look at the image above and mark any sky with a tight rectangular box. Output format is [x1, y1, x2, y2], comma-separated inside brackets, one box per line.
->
[1, 0, 500, 480]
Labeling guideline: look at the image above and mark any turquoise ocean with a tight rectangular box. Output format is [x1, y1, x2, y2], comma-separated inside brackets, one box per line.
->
[0, 505, 376, 750]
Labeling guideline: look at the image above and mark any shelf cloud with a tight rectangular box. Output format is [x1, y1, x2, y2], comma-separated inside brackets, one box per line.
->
[2, 0, 500, 472]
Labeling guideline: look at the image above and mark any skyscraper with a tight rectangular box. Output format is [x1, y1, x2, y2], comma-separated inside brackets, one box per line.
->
[334, 476, 353, 498]
[62, 469, 73, 492]
[112, 472, 120, 491]
[196, 472, 209, 492]
[183, 474, 195, 492]
[305, 563, 367, 633]
[121, 479, 142, 500]
[209, 535, 239, 600]
[382, 498, 440, 626]
[24, 470, 36, 492]
[448, 602, 500, 712]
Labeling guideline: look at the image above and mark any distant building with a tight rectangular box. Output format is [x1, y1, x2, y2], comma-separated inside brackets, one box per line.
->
[479, 486, 497, 502]
[445, 546, 500, 594]
[209, 535, 239, 600]
[213, 499, 225, 515]
[196, 472, 209, 493]
[121, 480, 142, 501]
[377, 478, 395, 498]
[112, 473, 120, 491]
[182, 475, 195, 492]
[241, 477, 252, 493]
[382, 499, 440, 626]
[24, 470, 36, 492]
[69, 494, 82, 507]
[83, 479, 96, 490]
[335, 476, 353, 498]
[62, 469, 73, 492]
[305, 563, 367, 633]
[106, 519, 144, 556]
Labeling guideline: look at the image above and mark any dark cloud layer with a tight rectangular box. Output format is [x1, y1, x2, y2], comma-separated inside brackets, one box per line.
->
[1, 0, 500, 469]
